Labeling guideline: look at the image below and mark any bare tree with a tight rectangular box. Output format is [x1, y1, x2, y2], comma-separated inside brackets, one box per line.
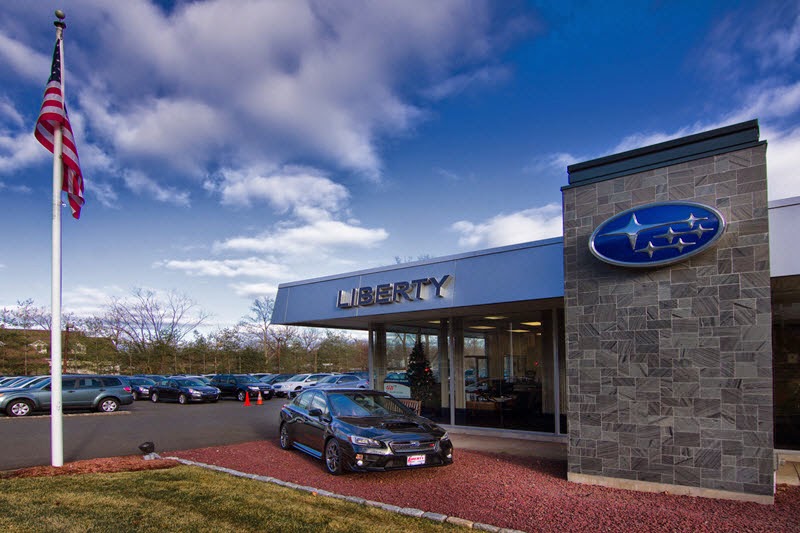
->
[240, 296, 274, 370]
[296, 327, 323, 372]
[268, 325, 296, 373]
[103, 288, 209, 372]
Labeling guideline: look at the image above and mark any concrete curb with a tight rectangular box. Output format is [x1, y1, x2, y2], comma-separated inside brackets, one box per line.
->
[164, 456, 525, 532]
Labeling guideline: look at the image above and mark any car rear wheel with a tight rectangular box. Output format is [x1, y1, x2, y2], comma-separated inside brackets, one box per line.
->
[237, 390, 247, 402]
[7, 399, 33, 417]
[98, 398, 119, 413]
[279, 423, 292, 450]
[178, 394, 188, 405]
[325, 438, 343, 475]
[151, 392, 159, 403]
[131, 390, 139, 401]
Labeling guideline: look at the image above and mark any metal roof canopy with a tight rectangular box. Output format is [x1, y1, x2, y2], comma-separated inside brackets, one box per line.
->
[271, 237, 565, 330]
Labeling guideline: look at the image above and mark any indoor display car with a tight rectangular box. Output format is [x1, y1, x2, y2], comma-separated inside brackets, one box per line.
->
[209, 373, 273, 401]
[279, 389, 453, 474]
[271, 373, 332, 398]
[311, 374, 369, 390]
[0, 375, 133, 417]
[150, 377, 220, 404]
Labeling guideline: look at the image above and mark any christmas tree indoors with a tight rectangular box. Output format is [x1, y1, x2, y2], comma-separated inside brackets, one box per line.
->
[407, 338, 436, 406]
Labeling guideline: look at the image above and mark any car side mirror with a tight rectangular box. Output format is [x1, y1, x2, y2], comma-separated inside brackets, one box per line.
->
[308, 408, 323, 417]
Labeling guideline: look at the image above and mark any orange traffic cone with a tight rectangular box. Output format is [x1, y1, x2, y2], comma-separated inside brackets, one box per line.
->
[257, 391, 263, 405]
[244, 392, 251, 406]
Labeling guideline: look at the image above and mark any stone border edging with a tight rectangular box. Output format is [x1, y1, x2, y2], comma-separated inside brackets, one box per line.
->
[164, 456, 525, 533]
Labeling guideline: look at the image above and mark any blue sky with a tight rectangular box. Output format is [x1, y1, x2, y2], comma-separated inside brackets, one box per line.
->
[1, 0, 798, 331]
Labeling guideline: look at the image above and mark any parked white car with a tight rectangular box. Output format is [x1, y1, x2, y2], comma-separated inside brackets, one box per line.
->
[271, 373, 333, 398]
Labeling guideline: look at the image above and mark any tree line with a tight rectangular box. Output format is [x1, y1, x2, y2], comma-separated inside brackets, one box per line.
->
[0, 290, 367, 376]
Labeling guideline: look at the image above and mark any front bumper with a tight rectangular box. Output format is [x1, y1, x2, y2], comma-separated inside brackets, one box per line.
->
[344, 439, 454, 472]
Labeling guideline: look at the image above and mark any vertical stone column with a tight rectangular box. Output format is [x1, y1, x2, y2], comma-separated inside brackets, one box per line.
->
[562, 121, 774, 502]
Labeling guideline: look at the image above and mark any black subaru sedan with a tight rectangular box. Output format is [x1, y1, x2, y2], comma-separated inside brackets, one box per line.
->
[279, 389, 453, 474]
[150, 377, 220, 404]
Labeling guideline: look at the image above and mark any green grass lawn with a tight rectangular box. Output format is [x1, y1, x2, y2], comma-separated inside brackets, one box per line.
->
[0, 465, 464, 532]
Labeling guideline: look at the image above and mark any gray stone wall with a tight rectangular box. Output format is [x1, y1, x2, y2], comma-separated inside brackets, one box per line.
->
[562, 144, 774, 496]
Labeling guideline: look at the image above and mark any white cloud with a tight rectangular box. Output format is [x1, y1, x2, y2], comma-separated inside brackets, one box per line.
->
[764, 126, 800, 201]
[212, 166, 349, 218]
[217, 219, 388, 255]
[451, 203, 562, 249]
[0, 96, 23, 127]
[0, 30, 48, 82]
[0, 130, 45, 174]
[524, 152, 579, 177]
[63, 285, 124, 317]
[423, 65, 512, 100]
[61, 0, 499, 181]
[123, 170, 190, 206]
[158, 257, 290, 279]
[230, 281, 280, 300]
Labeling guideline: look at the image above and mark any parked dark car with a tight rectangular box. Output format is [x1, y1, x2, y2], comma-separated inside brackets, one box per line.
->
[127, 377, 156, 400]
[260, 373, 294, 386]
[210, 373, 273, 401]
[0, 375, 133, 417]
[150, 377, 220, 404]
[279, 389, 453, 474]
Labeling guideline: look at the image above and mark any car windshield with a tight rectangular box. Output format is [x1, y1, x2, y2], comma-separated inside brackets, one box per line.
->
[289, 374, 309, 382]
[328, 392, 409, 418]
[317, 375, 339, 384]
[177, 379, 205, 387]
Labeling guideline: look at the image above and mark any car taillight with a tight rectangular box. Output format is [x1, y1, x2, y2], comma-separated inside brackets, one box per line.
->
[124, 386, 132, 392]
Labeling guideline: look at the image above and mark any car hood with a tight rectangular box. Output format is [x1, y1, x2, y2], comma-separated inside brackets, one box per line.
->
[336, 415, 445, 440]
[185, 386, 219, 393]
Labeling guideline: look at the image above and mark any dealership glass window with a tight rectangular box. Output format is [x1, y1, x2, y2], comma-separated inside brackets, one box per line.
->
[456, 311, 556, 433]
[375, 305, 564, 434]
[773, 275, 800, 450]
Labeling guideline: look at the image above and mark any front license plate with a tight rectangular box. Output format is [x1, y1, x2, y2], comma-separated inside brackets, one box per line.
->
[407, 455, 426, 466]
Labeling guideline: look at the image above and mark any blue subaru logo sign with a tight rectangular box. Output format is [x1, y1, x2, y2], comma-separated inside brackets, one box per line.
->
[589, 201, 726, 268]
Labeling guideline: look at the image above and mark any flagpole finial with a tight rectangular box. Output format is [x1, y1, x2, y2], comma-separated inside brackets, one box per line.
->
[54, 9, 66, 29]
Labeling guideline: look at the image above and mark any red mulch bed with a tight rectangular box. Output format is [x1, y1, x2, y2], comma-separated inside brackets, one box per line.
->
[0, 456, 178, 479]
[171, 440, 800, 533]
[5, 442, 799, 533]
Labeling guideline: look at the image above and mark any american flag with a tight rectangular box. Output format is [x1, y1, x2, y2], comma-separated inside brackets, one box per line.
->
[35, 39, 85, 219]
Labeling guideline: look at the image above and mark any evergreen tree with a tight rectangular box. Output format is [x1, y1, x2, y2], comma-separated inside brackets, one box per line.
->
[407, 338, 436, 406]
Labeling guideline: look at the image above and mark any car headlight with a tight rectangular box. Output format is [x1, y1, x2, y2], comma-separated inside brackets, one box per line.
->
[188, 389, 202, 396]
[441, 431, 449, 441]
[349, 435, 383, 448]
[248, 386, 259, 390]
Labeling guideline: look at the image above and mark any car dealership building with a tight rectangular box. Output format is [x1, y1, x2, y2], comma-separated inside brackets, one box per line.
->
[272, 120, 799, 503]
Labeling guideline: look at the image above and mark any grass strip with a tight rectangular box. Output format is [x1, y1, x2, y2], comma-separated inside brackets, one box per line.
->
[0, 465, 464, 532]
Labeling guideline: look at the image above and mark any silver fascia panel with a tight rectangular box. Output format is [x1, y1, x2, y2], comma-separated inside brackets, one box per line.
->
[769, 196, 800, 277]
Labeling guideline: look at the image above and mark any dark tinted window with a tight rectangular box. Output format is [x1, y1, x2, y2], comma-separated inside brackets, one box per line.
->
[293, 390, 314, 410]
[78, 377, 103, 389]
[340, 375, 358, 383]
[102, 377, 122, 387]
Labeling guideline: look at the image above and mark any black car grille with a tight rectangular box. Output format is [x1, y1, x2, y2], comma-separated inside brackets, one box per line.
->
[389, 439, 438, 454]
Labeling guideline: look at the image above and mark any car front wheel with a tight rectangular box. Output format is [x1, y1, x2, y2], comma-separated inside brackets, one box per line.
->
[237, 390, 247, 402]
[279, 423, 292, 450]
[325, 438, 343, 475]
[98, 398, 119, 413]
[178, 394, 188, 405]
[151, 392, 159, 403]
[7, 399, 33, 417]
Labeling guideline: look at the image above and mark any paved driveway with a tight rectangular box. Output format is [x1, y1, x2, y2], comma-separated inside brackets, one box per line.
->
[0, 399, 284, 470]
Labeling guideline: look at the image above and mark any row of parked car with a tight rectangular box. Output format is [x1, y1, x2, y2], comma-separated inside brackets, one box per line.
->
[0, 371, 370, 416]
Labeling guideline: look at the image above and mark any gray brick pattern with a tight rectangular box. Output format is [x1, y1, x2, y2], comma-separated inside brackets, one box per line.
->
[562, 146, 774, 496]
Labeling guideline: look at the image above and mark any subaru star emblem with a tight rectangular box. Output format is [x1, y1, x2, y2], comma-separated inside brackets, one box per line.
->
[589, 201, 726, 268]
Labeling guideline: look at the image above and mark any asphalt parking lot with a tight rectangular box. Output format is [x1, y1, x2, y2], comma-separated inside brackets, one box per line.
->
[0, 397, 286, 471]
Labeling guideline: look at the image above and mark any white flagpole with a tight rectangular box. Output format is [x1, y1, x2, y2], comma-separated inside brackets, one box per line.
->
[50, 10, 67, 468]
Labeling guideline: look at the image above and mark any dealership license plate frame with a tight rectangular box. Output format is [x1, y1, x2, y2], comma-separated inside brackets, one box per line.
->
[407, 454, 426, 466]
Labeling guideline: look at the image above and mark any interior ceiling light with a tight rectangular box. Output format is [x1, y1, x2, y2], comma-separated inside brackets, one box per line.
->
[469, 325, 495, 330]
[521, 321, 542, 326]
[484, 316, 508, 320]
[427, 320, 440, 324]
[508, 329, 529, 333]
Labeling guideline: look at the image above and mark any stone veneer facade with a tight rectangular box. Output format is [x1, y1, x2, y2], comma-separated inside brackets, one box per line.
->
[562, 122, 774, 500]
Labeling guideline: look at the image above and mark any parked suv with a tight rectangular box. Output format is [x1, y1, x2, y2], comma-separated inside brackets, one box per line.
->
[0, 375, 134, 417]
[210, 374, 273, 402]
